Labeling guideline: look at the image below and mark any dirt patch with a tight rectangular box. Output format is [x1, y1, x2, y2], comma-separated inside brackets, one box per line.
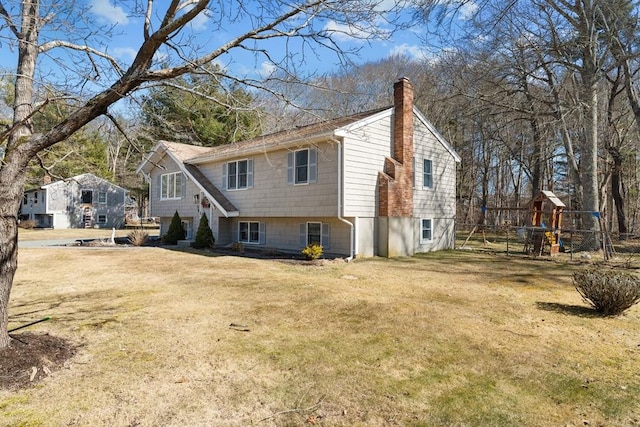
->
[0, 332, 77, 390]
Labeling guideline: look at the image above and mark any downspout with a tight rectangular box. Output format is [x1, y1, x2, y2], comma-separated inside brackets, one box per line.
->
[337, 139, 355, 261]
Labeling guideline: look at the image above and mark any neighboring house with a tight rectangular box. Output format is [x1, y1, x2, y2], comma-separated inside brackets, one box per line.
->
[20, 173, 128, 229]
[137, 78, 461, 257]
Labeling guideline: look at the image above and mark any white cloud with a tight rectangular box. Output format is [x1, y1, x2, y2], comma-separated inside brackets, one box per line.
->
[89, 0, 129, 25]
[257, 62, 276, 78]
[434, 0, 479, 20]
[190, 11, 209, 31]
[324, 20, 384, 43]
[387, 43, 431, 61]
[112, 47, 137, 62]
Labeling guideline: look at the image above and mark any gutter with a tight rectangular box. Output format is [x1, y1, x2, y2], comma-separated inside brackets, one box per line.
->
[336, 139, 355, 261]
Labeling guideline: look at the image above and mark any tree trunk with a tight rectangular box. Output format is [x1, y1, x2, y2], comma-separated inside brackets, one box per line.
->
[608, 146, 628, 237]
[581, 76, 601, 248]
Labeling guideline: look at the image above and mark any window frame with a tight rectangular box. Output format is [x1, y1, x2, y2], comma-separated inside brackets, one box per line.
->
[226, 159, 252, 190]
[423, 159, 433, 189]
[238, 221, 261, 244]
[306, 222, 322, 246]
[287, 148, 317, 185]
[98, 192, 107, 204]
[420, 218, 433, 244]
[160, 172, 183, 200]
[97, 214, 107, 224]
[81, 190, 93, 204]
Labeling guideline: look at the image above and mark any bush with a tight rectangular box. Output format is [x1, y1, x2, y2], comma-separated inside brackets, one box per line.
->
[301, 243, 323, 260]
[193, 213, 215, 249]
[162, 211, 185, 245]
[18, 219, 37, 229]
[128, 230, 149, 246]
[573, 268, 640, 316]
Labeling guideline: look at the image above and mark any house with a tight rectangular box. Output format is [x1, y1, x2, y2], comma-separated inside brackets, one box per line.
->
[137, 78, 461, 258]
[20, 173, 128, 229]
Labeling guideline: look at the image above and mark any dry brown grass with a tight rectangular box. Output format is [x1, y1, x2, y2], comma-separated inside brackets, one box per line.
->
[17, 227, 159, 242]
[2, 246, 640, 426]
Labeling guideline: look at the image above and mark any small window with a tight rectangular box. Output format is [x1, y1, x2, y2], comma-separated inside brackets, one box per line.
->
[226, 159, 253, 190]
[98, 192, 107, 204]
[33, 191, 38, 204]
[421, 218, 433, 243]
[300, 222, 330, 249]
[423, 159, 433, 189]
[161, 172, 183, 200]
[287, 148, 317, 185]
[81, 190, 93, 204]
[23, 194, 27, 205]
[97, 214, 107, 224]
[238, 221, 262, 244]
[307, 222, 321, 246]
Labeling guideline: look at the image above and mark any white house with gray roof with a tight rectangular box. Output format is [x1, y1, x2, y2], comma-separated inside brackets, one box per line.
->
[137, 78, 461, 258]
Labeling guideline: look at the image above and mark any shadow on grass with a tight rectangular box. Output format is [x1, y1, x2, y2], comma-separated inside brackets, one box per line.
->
[536, 301, 602, 318]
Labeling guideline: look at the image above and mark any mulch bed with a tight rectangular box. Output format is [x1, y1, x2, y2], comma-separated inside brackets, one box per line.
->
[0, 332, 77, 390]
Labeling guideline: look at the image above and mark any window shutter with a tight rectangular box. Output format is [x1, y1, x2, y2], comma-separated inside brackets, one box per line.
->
[259, 222, 266, 244]
[309, 148, 317, 183]
[247, 159, 254, 188]
[287, 152, 294, 184]
[321, 223, 330, 250]
[157, 175, 161, 199]
[222, 163, 228, 190]
[299, 223, 306, 247]
[232, 222, 239, 242]
[412, 157, 416, 188]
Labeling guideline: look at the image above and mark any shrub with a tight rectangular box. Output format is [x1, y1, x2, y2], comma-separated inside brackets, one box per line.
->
[231, 242, 244, 253]
[573, 268, 640, 316]
[162, 211, 185, 245]
[128, 230, 149, 246]
[193, 213, 215, 249]
[18, 219, 37, 229]
[301, 243, 323, 260]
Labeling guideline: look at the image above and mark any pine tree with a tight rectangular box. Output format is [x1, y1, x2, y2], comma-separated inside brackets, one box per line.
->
[162, 211, 185, 245]
[194, 213, 215, 249]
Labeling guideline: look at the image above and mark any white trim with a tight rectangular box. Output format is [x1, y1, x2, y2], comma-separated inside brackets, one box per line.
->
[420, 218, 434, 244]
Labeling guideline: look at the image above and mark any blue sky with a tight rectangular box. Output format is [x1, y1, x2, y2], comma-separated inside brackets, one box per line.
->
[0, 0, 477, 115]
[82, 0, 464, 78]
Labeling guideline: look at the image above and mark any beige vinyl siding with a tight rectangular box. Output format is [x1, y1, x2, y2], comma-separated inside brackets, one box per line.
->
[223, 217, 351, 256]
[413, 119, 457, 220]
[150, 157, 199, 220]
[342, 116, 393, 217]
[197, 141, 339, 218]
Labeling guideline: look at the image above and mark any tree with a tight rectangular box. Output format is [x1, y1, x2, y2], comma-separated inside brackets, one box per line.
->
[140, 67, 262, 146]
[194, 213, 215, 249]
[0, 0, 402, 348]
[162, 211, 186, 245]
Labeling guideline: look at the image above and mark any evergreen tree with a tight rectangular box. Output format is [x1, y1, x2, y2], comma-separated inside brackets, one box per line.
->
[194, 213, 215, 249]
[162, 211, 186, 245]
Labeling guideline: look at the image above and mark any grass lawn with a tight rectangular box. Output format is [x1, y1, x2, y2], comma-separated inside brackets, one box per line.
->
[2, 241, 639, 426]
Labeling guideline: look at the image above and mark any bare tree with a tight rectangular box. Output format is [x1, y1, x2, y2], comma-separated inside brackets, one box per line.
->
[0, 0, 402, 348]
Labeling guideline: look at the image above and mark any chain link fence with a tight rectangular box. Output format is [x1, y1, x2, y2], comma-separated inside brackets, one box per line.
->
[455, 222, 640, 266]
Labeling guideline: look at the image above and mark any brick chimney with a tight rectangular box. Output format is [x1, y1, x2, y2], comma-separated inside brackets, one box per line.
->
[378, 78, 414, 217]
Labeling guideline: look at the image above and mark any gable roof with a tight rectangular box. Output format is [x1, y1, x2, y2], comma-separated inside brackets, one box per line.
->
[25, 173, 127, 192]
[187, 107, 390, 165]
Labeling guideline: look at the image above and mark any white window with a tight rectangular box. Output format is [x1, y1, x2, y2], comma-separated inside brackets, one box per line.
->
[239, 221, 261, 244]
[98, 192, 107, 204]
[423, 159, 433, 189]
[421, 218, 433, 243]
[300, 222, 330, 249]
[287, 148, 317, 185]
[161, 172, 183, 200]
[225, 159, 253, 190]
[97, 214, 107, 224]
